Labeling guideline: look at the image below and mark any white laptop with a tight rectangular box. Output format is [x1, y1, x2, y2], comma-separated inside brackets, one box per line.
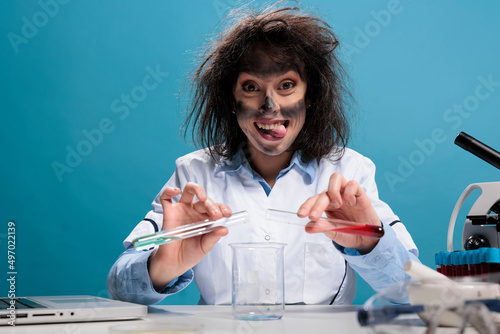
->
[0, 295, 147, 325]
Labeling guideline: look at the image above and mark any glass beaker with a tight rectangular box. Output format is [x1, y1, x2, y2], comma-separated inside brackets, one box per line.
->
[230, 242, 286, 320]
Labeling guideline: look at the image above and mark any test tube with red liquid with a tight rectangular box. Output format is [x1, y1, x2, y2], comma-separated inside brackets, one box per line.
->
[265, 209, 384, 239]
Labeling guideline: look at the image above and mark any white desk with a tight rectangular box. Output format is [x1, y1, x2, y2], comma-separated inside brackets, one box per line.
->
[2, 305, 482, 333]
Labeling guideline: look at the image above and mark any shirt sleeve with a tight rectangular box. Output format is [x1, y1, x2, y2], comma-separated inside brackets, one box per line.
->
[351, 154, 418, 253]
[333, 221, 419, 304]
[107, 247, 194, 305]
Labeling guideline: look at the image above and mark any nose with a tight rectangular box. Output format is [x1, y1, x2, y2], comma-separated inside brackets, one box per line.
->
[260, 96, 278, 114]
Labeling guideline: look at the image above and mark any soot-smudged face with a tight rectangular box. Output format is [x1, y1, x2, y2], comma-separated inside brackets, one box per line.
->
[232, 59, 308, 161]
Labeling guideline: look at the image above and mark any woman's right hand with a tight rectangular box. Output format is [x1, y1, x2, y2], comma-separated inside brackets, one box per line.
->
[148, 182, 232, 291]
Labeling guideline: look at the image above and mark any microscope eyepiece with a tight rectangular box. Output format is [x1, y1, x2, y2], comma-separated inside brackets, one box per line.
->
[455, 132, 500, 170]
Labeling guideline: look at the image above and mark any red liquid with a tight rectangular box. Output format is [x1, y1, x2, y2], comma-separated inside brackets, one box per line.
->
[329, 224, 384, 238]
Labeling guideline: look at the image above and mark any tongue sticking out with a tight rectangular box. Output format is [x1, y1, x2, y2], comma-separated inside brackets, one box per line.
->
[269, 124, 286, 138]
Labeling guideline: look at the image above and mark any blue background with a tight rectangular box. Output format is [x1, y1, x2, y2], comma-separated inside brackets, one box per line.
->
[1, 0, 499, 305]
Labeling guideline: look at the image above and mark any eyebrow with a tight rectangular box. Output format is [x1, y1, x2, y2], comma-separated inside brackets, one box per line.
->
[237, 70, 301, 82]
[239, 60, 304, 79]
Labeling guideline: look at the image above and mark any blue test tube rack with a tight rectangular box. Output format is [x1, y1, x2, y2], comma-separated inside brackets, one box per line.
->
[435, 248, 500, 278]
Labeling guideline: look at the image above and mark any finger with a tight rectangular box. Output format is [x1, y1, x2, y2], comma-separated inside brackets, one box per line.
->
[298, 173, 348, 219]
[308, 191, 333, 220]
[179, 182, 207, 204]
[342, 180, 362, 207]
[304, 220, 338, 240]
[159, 187, 181, 207]
[193, 198, 223, 218]
[160, 186, 181, 199]
[297, 194, 320, 217]
[304, 222, 324, 234]
[327, 173, 347, 208]
[203, 203, 232, 217]
[219, 204, 232, 217]
[200, 227, 228, 254]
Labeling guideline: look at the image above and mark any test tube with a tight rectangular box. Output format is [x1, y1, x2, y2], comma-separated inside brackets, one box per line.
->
[132, 211, 249, 251]
[265, 209, 384, 239]
[435, 252, 443, 274]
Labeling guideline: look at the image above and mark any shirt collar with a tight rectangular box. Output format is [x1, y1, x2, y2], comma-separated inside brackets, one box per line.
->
[215, 146, 317, 183]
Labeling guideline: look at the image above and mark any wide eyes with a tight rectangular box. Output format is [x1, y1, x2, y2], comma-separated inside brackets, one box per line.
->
[242, 83, 258, 92]
[279, 81, 295, 90]
[241, 80, 296, 93]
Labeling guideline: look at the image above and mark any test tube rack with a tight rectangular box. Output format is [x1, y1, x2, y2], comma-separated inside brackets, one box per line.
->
[435, 248, 500, 278]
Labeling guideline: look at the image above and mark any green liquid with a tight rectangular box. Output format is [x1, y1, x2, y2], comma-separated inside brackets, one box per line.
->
[133, 235, 181, 251]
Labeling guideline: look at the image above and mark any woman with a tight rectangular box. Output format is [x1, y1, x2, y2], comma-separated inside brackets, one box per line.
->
[107, 4, 418, 306]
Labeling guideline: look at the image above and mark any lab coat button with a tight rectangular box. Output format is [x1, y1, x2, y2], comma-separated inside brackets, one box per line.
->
[265, 235, 270, 241]
[141, 282, 147, 290]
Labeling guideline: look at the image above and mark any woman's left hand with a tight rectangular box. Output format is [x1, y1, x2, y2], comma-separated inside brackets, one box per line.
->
[298, 173, 381, 254]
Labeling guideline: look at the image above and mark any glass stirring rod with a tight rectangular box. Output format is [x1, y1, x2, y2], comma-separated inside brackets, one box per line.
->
[266, 209, 384, 238]
[132, 211, 249, 251]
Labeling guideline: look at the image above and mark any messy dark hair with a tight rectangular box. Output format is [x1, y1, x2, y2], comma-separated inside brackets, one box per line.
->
[183, 3, 352, 163]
